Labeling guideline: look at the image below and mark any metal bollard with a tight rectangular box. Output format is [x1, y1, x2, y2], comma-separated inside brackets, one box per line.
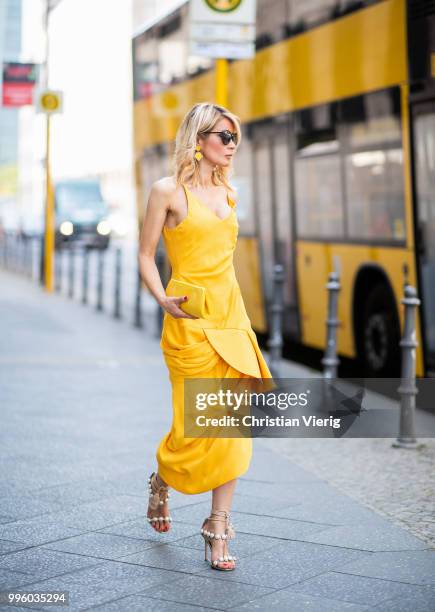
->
[54, 248, 61, 291]
[321, 268, 341, 379]
[96, 248, 104, 311]
[25, 236, 30, 276]
[21, 236, 26, 275]
[3, 233, 9, 269]
[393, 281, 420, 449]
[134, 265, 143, 329]
[11, 233, 16, 271]
[17, 234, 22, 273]
[23, 235, 29, 276]
[61, 248, 66, 293]
[24, 236, 31, 278]
[12, 233, 16, 271]
[7, 234, 11, 270]
[82, 247, 89, 305]
[68, 247, 75, 298]
[2, 235, 6, 269]
[1, 233, 6, 268]
[39, 233, 45, 285]
[267, 263, 285, 379]
[9, 234, 15, 271]
[8, 233, 12, 270]
[10, 234, 16, 272]
[13, 233, 18, 272]
[28, 236, 34, 279]
[18, 234, 23, 274]
[14, 234, 19, 272]
[113, 247, 122, 319]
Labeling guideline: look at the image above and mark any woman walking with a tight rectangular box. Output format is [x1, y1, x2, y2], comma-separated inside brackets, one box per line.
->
[138, 102, 273, 571]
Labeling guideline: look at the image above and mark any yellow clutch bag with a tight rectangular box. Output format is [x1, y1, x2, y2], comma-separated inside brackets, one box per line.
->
[166, 278, 206, 318]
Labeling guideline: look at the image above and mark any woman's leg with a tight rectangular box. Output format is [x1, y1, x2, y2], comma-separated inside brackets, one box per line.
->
[212, 477, 237, 512]
[206, 477, 238, 568]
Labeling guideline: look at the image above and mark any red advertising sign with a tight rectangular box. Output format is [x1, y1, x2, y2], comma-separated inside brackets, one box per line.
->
[2, 62, 39, 107]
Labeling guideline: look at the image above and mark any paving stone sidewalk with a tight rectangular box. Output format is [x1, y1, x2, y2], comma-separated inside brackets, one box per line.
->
[1, 268, 434, 612]
[260, 362, 435, 548]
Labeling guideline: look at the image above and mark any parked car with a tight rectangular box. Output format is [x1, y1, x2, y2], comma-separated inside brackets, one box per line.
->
[54, 179, 111, 250]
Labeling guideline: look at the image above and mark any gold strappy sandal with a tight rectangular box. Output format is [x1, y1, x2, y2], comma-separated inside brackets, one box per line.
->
[146, 471, 172, 532]
[200, 509, 237, 570]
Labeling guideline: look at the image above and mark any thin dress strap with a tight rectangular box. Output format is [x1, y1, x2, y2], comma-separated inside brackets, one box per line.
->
[181, 183, 190, 213]
[163, 184, 190, 232]
[181, 183, 189, 203]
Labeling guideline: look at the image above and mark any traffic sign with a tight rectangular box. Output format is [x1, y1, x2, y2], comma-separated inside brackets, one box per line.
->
[35, 89, 63, 114]
[190, 0, 256, 59]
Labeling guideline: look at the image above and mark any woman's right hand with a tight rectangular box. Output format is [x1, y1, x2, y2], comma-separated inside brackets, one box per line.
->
[160, 295, 199, 319]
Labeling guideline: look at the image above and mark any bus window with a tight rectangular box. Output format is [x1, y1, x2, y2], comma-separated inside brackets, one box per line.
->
[231, 138, 255, 235]
[273, 125, 295, 307]
[342, 88, 405, 241]
[253, 138, 274, 300]
[413, 104, 435, 360]
[343, 88, 401, 148]
[295, 154, 344, 238]
[294, 102, 344, 239]
[346, 148, 405, 240]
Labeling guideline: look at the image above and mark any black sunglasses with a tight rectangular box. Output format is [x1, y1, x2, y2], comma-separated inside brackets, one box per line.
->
[204, 129, 238, 145]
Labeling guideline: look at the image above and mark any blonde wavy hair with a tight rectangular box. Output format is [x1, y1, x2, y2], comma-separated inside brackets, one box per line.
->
[172, 102, 242, 191]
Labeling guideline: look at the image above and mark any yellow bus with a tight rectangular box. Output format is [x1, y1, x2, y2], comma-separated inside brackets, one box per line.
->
[132, 0, 435, 378]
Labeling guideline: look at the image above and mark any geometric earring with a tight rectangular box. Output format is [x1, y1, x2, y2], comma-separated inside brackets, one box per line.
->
[194, 144, 203, 161]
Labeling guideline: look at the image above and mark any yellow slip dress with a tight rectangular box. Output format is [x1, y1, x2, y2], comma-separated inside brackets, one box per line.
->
[156, 183, 273, 494]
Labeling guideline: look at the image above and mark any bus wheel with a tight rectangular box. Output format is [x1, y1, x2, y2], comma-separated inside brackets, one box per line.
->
[359, 284, 401, 377]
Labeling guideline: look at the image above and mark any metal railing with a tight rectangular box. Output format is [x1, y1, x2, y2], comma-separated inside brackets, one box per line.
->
[0, 232, 161, 336]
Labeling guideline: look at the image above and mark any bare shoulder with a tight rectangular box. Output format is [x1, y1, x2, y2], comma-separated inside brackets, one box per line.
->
[150, 176, 176, 198]
[151, 177, 184, 205]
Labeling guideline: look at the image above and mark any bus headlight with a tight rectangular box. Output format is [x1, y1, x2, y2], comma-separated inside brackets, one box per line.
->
[97, 220, 111, 235]
[60, 221, 74, 236]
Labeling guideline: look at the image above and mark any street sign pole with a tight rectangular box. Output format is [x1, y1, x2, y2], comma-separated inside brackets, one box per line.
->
[215, 58, 228, 107]
[38, 0, 64, 292]
[44, 112, 55, 292]
[37, 89, 63, 291]
[190, 0, 256, 107]
[44, 0, 53, 292]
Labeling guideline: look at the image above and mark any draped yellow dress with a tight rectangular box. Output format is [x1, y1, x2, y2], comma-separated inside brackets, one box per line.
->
[156, 183, 273, 494]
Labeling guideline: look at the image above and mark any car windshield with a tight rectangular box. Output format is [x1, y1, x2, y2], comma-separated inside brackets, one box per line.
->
[56, 183, 107, 214]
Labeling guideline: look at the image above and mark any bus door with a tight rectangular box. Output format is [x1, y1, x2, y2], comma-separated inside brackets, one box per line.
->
[412, 100, 435, 370]
[251, 118, 299, 339]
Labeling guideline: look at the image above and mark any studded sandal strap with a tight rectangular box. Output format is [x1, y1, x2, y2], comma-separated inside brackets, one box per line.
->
[211, 510, 235, 536]
[201, 511, 237, 563]
[148, 473, 170, 511]
[206, 511, 236, 540]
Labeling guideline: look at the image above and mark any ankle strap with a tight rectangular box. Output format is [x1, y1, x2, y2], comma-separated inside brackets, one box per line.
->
[205, 510, 236, 539]
[210, 509, 230, 520]
[151, 472, 168, 490]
